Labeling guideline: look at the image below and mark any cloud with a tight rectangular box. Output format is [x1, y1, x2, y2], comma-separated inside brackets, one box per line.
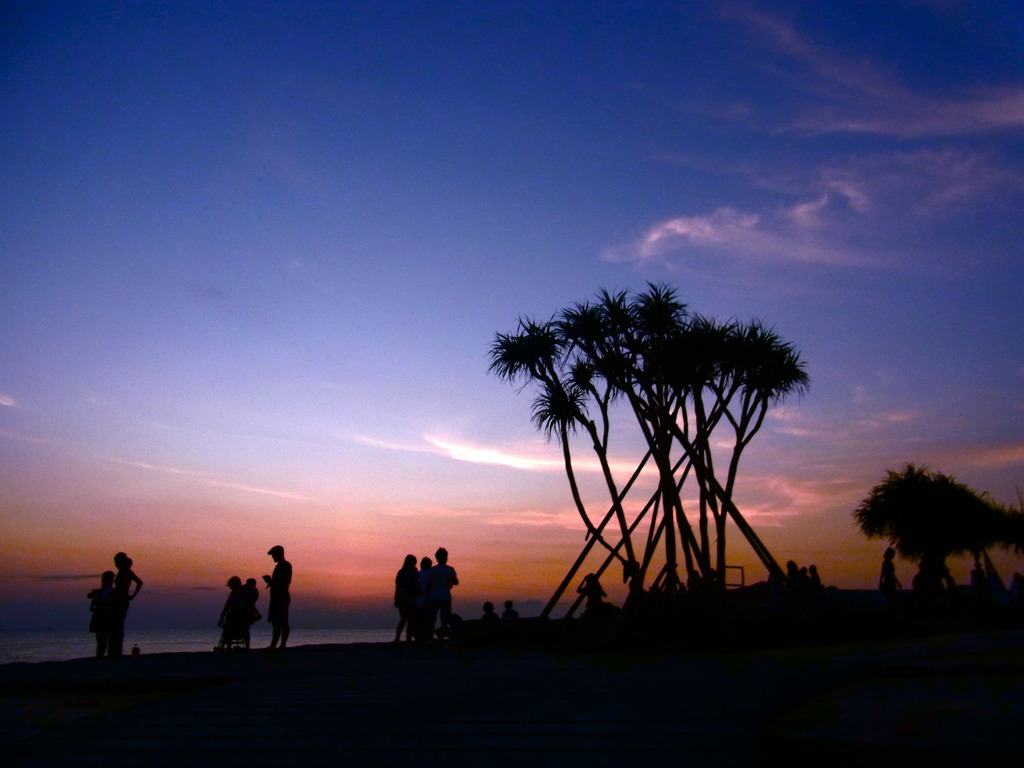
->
[607, 146, 1023, 267]
[768, 401, 928, 450]
[484, 507, 582, 529]
[726, 6, 1024, 138]
[818, 148, 1024, 218]
[358, 432, 640, 475]
[0, 394, 17, 407]
[940, 443, 1024, 470]
[0, 428, 56, 445]
[380, 504, 483, 520]
[425, 437, 566, 472]
[796, 88, 1024, 139]
[108, 458, 314, 501]
[602, 204, 872, 267]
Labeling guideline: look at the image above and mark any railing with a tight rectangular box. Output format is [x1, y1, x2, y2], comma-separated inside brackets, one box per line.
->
[724, 564, 745, 588]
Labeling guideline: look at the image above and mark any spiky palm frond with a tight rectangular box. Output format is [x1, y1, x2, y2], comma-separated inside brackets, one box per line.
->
[568, 358, 597, 391]
[662, 315, 736, 394]
[628, 284, 690, 392]
[996, 507, 1024, 554]
[632, 282, 688, 341]
[532, 379, 588, 440]
[558, 302, 606, 349]
[854, 464, 1006, 561]
[730, 320, 809, 403]
[488, 318, 563, 383]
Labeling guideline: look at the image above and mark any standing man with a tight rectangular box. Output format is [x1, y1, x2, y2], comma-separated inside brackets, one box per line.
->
[425, 547, 458, 641]
[263, 545, 292, 650]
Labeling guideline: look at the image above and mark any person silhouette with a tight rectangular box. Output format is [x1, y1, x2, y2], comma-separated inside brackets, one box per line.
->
[502, 600, 519, 621]
[578, 573, 606, 617]
[243, 578, 262, 627]
[415, 556, 432, 643]
[808, 564, 823, 590]
[109, 552, 142, 658]
[786, 560, 809, 592]
[263, 545, 292, 650]
[87, 570, 116, 658]
[394, 554, 419, 643]
[424, 547, 458, 641]
[912, 551, 952, 595]
[217, 576, 250, 650]
[969, 558, 989, 602]
[879, 547, 901, 599]
[219, 576, 243, 624]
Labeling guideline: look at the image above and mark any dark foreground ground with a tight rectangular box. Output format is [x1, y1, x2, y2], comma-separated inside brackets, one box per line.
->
[2, 628, 1022, 767]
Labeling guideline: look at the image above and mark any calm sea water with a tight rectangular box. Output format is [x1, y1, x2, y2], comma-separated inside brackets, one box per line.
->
[0, 627, 395, 666]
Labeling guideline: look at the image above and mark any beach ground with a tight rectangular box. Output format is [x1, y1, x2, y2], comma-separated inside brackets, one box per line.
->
[2, 629, 1023, 767]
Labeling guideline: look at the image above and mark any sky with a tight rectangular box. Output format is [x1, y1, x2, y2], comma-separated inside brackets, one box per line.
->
[2, 1, 1023, 630]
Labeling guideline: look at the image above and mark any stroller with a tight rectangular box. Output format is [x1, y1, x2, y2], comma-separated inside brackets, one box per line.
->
[215, 605, 250, 651]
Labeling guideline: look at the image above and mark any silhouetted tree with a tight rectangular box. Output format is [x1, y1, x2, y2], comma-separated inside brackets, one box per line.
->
[853, 464, 1011, 585]
[490, 284, 809, 616]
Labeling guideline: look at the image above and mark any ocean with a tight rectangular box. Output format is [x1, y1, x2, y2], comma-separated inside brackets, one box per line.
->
[0, 627, 395, 666]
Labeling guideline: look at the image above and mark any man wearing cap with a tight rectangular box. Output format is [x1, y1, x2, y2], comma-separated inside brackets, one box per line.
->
[263, 545, 292, 650]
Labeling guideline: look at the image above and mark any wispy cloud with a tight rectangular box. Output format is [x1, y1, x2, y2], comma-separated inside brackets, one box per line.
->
[602, 204, 873, 267]
[726, 6, 1024, 138]
[770, 405, 924, 442]
[358, 432, 568, 472]
[427, 435, 652, 477]
[357, 432, 644, 476]
[380, 504, 483, 519]
[484, 507, 582, 529]
[817, 149, 1024, 217]
[714, 469, 873, 533]
[108, 458, 314, 501]
[0, 428, 57, 445]
[798, 90, 1024, 139]
[0, 393, 17, 407]
[354, 434, 445, 456]
[938, 443, 1024, 470]
[426, 437, 566, 472]
[607, 145, 1022, 266]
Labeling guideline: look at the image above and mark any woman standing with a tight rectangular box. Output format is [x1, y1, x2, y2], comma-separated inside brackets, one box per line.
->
[110, 552, 143, 657]
[879, 547, 901, 600]
[393, 554, 419, 643]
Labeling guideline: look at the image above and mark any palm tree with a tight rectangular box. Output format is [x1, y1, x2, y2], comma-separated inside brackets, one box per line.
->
[853, 464, 1008, 589]
[489, 317, 634, 565]
[709, 320, 809, 584]
[491, 284, 809, 619]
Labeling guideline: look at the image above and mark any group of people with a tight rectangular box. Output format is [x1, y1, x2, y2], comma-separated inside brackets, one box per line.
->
[785, 560, 824, 592]
[879, 549, 1024, 611]
[217, 545, 292, 650]
[480, 600, 519, 623]
[86, 552, 143, 658]
[87, 545, 293, 657]
[393, 547, 460, 643]
[216, 576, 262, 650]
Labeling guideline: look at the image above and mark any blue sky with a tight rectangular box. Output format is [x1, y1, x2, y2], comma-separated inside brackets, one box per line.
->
[2, 1, 1022, 628]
